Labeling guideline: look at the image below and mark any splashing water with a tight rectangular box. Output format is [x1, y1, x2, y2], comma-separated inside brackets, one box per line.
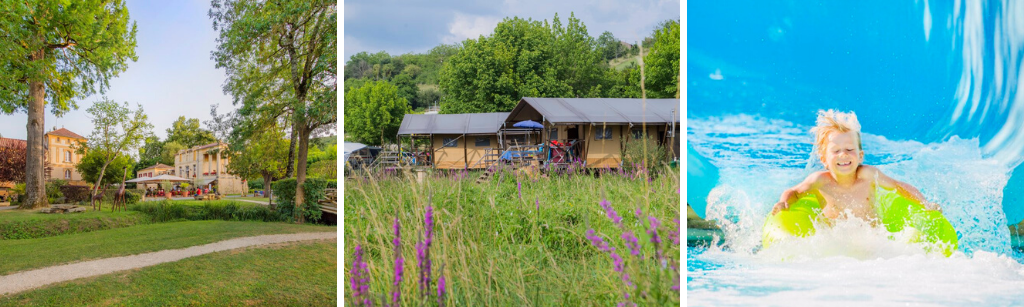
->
[687, 115, 1023, 305]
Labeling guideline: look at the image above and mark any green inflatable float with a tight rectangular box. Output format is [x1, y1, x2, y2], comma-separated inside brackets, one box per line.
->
[762, 189, 958, 256]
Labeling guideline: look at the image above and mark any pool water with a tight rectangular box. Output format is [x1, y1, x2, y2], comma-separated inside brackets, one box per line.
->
[687, 1, 1024, 304]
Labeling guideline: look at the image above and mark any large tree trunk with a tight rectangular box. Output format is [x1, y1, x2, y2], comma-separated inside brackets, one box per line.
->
[284, 120, 298, 178]
[21, 50, 48, 209]
[294, 126, 310, 224]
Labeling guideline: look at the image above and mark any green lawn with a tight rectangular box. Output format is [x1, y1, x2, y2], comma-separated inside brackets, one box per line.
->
[231, 196, 275, 203]
[0, 220, 334, 275]
[0, 206, 142, 223]
[0, 240, 337, 306]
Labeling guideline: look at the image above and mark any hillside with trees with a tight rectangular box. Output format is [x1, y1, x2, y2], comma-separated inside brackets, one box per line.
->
[343, 13, 680, 145]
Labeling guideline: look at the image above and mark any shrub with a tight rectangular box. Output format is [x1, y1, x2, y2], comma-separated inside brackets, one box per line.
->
[248, 178, 264, 190]
[622, 135, 669, 176]
[59, 185, 92, 204]
[128, 201, 286, 223]
[272, 178, 327, 223]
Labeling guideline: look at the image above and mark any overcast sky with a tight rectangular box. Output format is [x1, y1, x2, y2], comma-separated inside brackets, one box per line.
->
[0, 0, 233, 141]
[344, 0, 681, 62]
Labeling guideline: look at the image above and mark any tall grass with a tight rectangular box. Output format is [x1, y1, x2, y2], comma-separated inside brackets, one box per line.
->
[344, 165, 680, 305]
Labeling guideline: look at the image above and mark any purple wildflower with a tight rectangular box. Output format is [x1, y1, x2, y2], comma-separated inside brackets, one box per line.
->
[425, 206, 434, 244]
[535, 197, 540, 212]
[585, 229, 614, 253]
[600, 199, 622, 227]
[621, 231, 641, 257]
[437, 269, 446, 307]
[648, 216, 662, 245]
[392, 218, 403, 306]
[351, 245, 370, 306]
[634, 205, 643, 220]
[517, 180, 522, 199]
[417, 206, 435, 297]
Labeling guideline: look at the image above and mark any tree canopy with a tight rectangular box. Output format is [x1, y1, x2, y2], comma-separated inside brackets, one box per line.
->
[1, 0, 139, 208]
[211, 0, 337, 223]
[642, 20, 681, 98]
[165, 116, 217, 149]
[438, 13, 614, 114]
[79, 98, 153, 208]
[344, 80, 410, 145]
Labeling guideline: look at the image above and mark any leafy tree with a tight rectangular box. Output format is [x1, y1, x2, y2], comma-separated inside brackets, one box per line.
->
[438, 13, 608, 113]
[161, 141, 185, 166]
[0, 142, 28, 183]
[165, 116, 217, 148]
[643, 20, 681, 98]
[0, 1, 138, 209]
[393, 73, 418, 108]
[135, 136, 164, 175]
[225, 123, 289, 209]
[76, 150, 136, 188]
[211, 0, 337, 223]
[596, 31, 621, 61]
[344, 80, 410, 145]
[79, 99, 153, 209]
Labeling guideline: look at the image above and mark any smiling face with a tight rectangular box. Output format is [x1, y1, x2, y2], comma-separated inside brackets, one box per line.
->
[823, 131, 864, 176]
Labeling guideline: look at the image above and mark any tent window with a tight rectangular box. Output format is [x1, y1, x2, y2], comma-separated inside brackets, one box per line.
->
[596, 127, 613, 140]
[475, 137, 490, 147]
[631, 128, 645, 140]
[548, 128, 558, 140]
[443, 138, 458, 148]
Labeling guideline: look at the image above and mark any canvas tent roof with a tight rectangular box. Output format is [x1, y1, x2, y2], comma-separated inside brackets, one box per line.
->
[397, 112, 510, 136]
[344, 142, 380, 162]
[508, 98, 681, 125]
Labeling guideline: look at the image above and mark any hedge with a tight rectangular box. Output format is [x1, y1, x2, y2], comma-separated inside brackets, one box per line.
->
[272, 178, 327, 223]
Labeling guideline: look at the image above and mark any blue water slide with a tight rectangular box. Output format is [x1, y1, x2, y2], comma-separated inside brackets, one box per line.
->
[1004, 167, 1024, 226]
[687, 144, 719, 219]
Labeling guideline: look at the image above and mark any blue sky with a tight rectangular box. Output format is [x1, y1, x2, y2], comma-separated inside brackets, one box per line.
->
[343, 0, 681, 62]
[0, 0, 233, 141]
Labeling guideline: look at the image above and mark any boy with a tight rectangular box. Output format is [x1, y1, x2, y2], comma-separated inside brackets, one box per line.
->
[771, 110, 941, 222]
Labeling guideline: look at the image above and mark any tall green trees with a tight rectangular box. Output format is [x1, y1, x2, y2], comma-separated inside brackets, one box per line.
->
[438, 13, 610, 114]
[165, 117, 217, 148]
[344, 81, 410, 145]
[211, 0, 336, 224]
[0, 1, 138, 208]
[79, 99, 153, 209]
[225, 123, 288, 209]
[642, 20, 680, 98]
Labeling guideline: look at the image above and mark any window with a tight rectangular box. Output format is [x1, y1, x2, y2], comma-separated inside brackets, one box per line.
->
[64, 150, 71, 162]
[475, 137, 490, 147]
[548, 128, 558, 140]
[443, 138, 458, 148]
[596, 127, 613, 140]
[64, 169, 71, 179]
[631, 128, 645, 140]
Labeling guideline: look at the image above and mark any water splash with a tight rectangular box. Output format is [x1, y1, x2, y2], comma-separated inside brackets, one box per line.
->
[689, 114, 1011, 255]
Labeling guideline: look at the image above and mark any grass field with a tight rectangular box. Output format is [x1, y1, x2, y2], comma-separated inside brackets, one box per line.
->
[0, 220, 334, 275]
[610, 55, 641, 70]
[0, 240, 337, 306]
[344, 167, 681, 306]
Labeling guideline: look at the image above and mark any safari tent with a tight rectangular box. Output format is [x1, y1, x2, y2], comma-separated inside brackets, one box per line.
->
[397, 112, 509, 169]
[503, 97, 681, 168]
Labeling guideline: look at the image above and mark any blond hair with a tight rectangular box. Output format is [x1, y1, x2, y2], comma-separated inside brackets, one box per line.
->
[810, 110, 862, 166]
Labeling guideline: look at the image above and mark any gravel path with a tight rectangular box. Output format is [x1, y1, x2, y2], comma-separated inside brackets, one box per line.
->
[0, 232, 337, 296]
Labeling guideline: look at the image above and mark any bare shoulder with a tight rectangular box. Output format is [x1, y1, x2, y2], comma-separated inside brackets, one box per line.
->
[808, 171, 831, 183]
[858, 165, 882, 178]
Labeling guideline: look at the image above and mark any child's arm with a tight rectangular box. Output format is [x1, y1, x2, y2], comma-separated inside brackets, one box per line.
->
[865, 166, 941, 211]
[772, 172, 824, 215]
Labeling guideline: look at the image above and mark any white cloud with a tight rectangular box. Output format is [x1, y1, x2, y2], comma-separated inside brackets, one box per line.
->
[441, 12, 502, 44]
